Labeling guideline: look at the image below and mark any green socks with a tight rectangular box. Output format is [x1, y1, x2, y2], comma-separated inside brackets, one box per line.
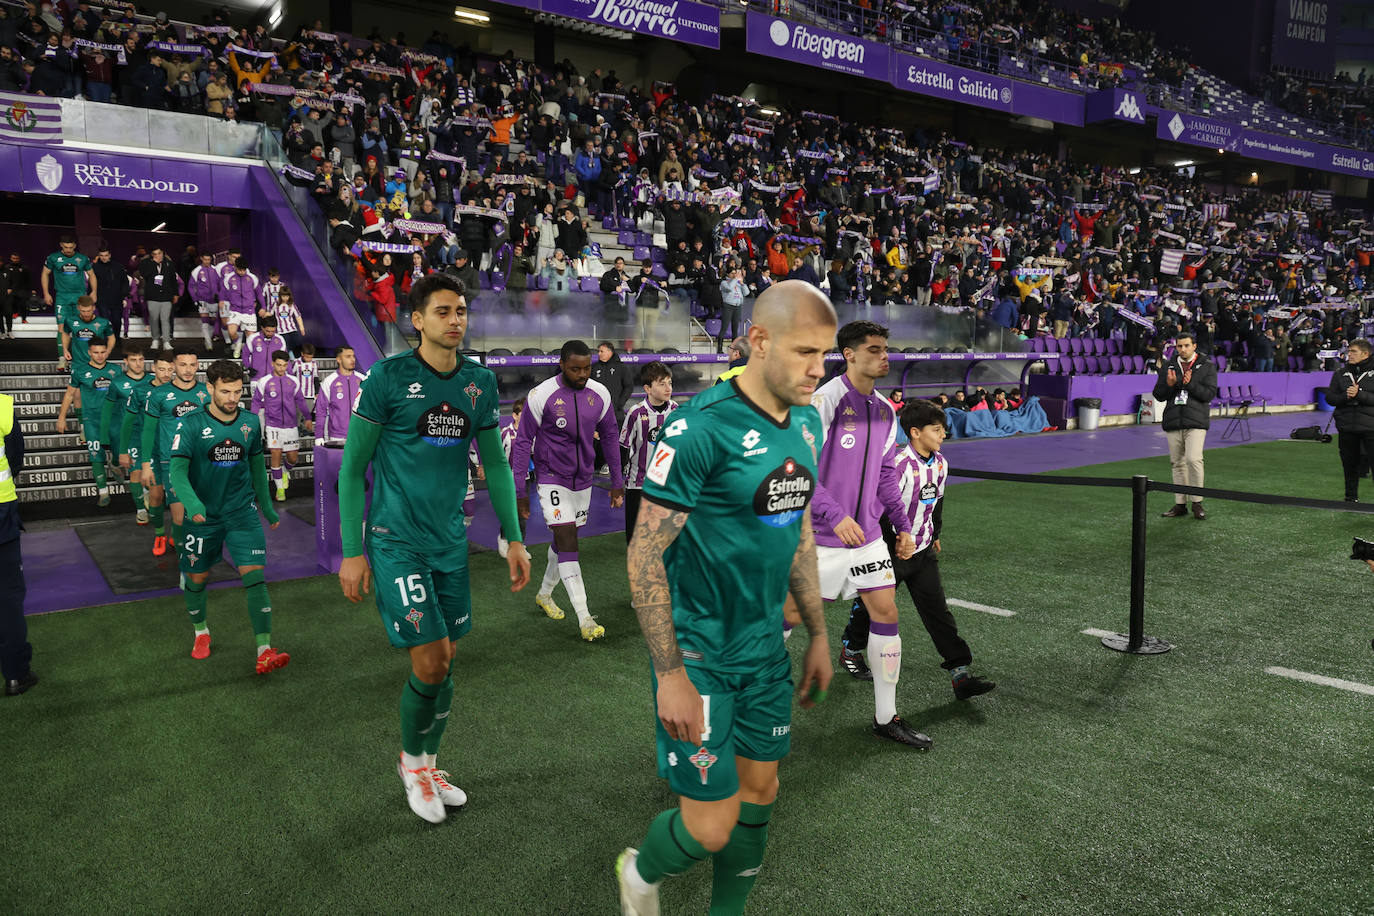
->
[183, 578, 208, 631]
[709, 801, 773, 916]
[149, 502, 164, 535]
[634, 809, 710, 884]
[422, 676, 455, 755]
[401, 674, 440, 757]
[242, 570, 271, 650]
[91, 454, 106, 488]
[129, 480, 144, 505]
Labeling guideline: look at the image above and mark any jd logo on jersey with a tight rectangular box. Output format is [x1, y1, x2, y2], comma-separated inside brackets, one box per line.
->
[752, 457, 814, 527]
[210, 438, 245, 468]
[417, 401, 470, 447]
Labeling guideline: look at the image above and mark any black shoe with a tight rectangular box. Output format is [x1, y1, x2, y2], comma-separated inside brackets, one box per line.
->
[872, 715, 933, 749]
[4, 671, 37, 696]
[1161, 504, 1189, 518]
[1345, 497, 1358, 503]
[952, 673, 996, 700]
[1191, 502, 1206, 520]
[839, 646, 873, 681]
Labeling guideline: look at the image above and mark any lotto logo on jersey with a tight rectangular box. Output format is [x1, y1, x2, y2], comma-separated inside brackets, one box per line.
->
[210, 438, 246, 467]
[752, 457, 814, 528]
[417, 402, 470, 447]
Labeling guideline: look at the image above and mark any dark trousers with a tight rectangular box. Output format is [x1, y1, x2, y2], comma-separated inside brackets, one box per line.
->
[0, 536, 31, 681]
[719, 303, 742, 347]
[1338, 431, 1374, 500]
[624, 487, 643, 544]
[97, 301, 122, 339]
[842, 540, 972, 671]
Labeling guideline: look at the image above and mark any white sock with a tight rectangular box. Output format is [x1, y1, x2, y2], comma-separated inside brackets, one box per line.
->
[538, 545, 561, 596]
[257, 644, 271, 657]
[868, 626, 902, 725]
[401, 751, 427, 772]
[626, 851, 659, 891]
[558, 556, 590, 624]
[201, 327, 213, 348]
[194, 624, 208, 636]
[98, 487, 109, 495]
[424, 753, 438, 769]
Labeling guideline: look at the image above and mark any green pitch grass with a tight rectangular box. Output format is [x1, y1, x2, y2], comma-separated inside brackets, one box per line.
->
[7, 440, 1374, 914]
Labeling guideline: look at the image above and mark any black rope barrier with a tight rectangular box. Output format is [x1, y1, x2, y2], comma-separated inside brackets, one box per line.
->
[946, 467, 1374, 656]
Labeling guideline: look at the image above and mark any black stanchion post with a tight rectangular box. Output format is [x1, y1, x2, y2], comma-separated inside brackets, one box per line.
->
[1102, 475, 1173, 655]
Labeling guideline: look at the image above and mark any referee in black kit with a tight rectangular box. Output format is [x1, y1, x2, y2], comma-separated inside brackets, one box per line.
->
[0, 390, 35, 696]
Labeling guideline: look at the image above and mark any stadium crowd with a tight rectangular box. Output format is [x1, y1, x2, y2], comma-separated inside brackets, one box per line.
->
[2, 2, 1373, 372]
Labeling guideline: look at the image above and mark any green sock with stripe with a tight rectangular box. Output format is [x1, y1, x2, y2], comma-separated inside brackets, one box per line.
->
[242, 569, 271, 651]
[634, 808, 710, 884]
[183, 579, 208, 633]
[708, 801, 773, 916]
[400, 674, 440, 757]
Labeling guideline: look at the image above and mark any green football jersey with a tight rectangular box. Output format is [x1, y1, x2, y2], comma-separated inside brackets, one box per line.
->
[45, 252, 92, 301]
[64, 315, 113, 366]
[354, 350, 500, 556]
[112, 370, 153, 448]
[69, 362, 119, 419]
[145, 380, 211, 465]
[170, 407, 264, 519]
[641, 379, 822, 674]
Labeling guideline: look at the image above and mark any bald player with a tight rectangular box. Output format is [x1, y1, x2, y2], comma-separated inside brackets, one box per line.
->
[617, 282, 835, 916]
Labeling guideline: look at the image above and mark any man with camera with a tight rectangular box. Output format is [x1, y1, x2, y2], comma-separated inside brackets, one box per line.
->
[1326, 339, 1374, 503]
[1154, 330, 1219, 519]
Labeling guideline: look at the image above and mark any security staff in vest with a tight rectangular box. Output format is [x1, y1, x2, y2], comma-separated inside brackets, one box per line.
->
[1325, 338, 1374, 503]
[1153, 330, 1219, 520]
[0, 390, 35, 695]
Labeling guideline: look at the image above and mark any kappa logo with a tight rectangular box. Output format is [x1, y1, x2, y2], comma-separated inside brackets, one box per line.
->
[662, 417, 688, 438]
[1113, 92, 1144, 122]
[406, 381, 424, 399]
[1167, 112, 1185, 140]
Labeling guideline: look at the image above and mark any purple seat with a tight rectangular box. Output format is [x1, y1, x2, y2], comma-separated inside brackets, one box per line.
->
[635, 232, 652, 246]
[633, 245, 651, 261]
[704, 318, 722, 337]
[602, 216, 617, 230]
[535, 276, 549, 289]
[1215, 355, 1227, 371]
[619, 217, 636, 231]
[1091, 338, 1106, 356]
[1072, 355, 1088, 374]
[1105, 339, 1120, 355]
[1109, 355, 1125, 374]
[651, 247, 667, 264]
[1067, 337, 1084, 355]
[1044, 337, 1062, 352]
[1132, 355, 1146, 373]
[580, 276, 600, 293]
[651, 264, 667, 279]
[1027, 337, 1044, 353]
[1245, 384, 1270, 412]
[618, 230, 636, 246]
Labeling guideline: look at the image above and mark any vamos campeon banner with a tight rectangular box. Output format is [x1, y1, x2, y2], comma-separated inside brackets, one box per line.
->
[1271, 0, 1341, 75]
[530, 0, 719, 48]
[745, 13, 888, 81]
[1157, 110, 1374, 179]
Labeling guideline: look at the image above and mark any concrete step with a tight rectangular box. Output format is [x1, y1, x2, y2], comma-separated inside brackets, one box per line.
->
[16, 466, 315, 505]
[19, 458, 315, 488]
[20, 445, 318, 470]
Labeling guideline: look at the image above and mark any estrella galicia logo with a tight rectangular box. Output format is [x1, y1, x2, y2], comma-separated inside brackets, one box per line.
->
[210, 438, 246, 468]
[173, 400, 199, 418]
[918, 482, 938, 505]
[752, 457, 813, 527]
[417, 401, 470, 447]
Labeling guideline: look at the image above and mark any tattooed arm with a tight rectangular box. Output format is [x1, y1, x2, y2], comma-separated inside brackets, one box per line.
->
[790, 507, 834, 708]
[627, 495, 690, 676]
[628, 494, 702, 742]
[789, 507, 825, 638]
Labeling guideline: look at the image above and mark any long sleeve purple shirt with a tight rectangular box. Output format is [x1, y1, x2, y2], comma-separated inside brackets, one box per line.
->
[252, 373, 308, 429]
[510, 374, 625, 491]
[810, 373, 910, 549]
[315, 369, 366, 440]
[188, 265, 220, 303]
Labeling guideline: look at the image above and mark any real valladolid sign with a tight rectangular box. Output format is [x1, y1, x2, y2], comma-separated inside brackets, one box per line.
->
[35, 154, 201, 195]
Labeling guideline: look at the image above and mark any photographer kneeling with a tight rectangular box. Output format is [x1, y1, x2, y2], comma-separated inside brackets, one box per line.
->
[1326, 338, 1374, 503]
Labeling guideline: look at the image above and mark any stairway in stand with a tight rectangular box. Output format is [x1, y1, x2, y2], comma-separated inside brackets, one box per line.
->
[1, 356, 331, 514]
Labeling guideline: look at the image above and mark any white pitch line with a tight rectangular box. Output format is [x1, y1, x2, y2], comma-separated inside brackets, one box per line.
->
[1265, 666, 1374, 697]
[1080, 628, 1117, 638]
[948, 598, 1015, 617]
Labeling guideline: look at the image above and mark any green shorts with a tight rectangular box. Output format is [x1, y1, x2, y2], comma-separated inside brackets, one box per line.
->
[179, 512, 266, 574]
[80, 414, 107, 459]
[366, 539, 472, 649]
[151, 459, 177, 501]
[653, 651, 794, 802]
